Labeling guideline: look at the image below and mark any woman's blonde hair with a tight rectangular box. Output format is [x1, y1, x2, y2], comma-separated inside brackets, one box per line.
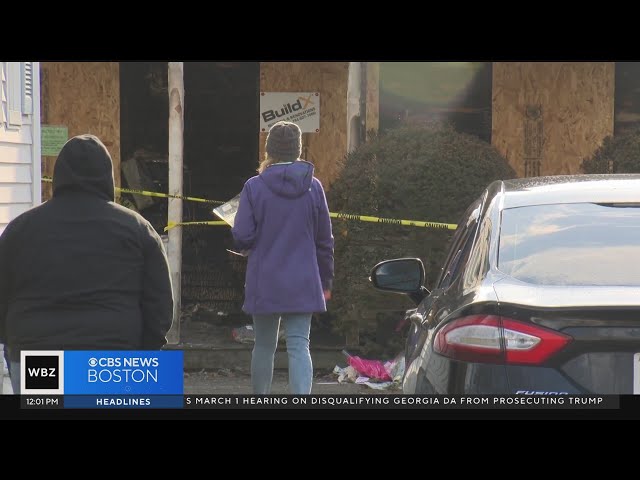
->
[258, 153, 293, 174]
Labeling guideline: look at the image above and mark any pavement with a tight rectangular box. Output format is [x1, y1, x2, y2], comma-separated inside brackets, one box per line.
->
[183, 369, 399, 394]
[173, 315, 350, 371]
[178, 318, 401, 395]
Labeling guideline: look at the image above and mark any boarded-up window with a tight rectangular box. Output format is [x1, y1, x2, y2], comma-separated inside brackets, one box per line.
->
[615, 62, 640, 135]
[380, 62, 493, 142]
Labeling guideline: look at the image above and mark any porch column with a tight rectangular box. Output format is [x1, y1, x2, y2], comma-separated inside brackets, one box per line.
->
[166, 62, 184, 344]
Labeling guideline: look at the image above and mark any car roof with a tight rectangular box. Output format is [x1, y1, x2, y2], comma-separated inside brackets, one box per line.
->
[499, 174, 640, 209]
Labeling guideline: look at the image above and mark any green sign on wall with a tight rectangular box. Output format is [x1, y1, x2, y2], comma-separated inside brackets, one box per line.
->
[41, 125, 68, 156]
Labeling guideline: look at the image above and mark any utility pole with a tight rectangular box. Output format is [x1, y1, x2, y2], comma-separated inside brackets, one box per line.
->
[166, 62, 184, 344]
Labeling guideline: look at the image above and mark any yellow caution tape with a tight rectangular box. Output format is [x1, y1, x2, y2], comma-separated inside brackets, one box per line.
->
[164, 221, 227, 232]
[330, 212, 457, 230]
[42, 177, 458, 231]
[41, 177, 224, 205]
[120, 187, 224, 204]
[164, 214, 457, 232]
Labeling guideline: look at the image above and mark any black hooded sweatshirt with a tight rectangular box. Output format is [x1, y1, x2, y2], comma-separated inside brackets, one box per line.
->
[0, 135, 173, 361]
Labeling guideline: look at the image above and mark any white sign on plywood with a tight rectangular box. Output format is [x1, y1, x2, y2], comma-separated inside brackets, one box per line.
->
[260, 92, 320, 133]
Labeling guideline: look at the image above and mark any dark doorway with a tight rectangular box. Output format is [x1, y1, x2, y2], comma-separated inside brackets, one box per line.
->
[119, 62, 259, 314]
[615, 62, 640, 136]
[119, 62, 169, 233]
[182, 62, 259, 312]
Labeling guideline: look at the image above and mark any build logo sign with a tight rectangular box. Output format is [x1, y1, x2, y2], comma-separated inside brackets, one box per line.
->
[260, 92, 320, 133]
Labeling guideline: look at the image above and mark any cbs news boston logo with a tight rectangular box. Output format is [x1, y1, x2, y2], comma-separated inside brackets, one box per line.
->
[20, 351, 183, 407]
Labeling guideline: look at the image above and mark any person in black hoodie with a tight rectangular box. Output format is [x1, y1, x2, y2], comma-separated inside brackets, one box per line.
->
[0, 134, 174, 393]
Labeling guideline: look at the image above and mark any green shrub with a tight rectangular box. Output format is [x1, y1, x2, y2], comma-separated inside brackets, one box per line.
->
[581, 128, 640, 173]
[327, 123, 515, 354]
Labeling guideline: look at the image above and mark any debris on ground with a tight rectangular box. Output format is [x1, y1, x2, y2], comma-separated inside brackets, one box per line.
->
[361, 381, 397, 390]
[232, 325, 255, 344]
[332, 351, 405, 390]
[384, 353, 405, 383]
[343, 350, 392, 381]
[333, 365, 359, 384]
[180, 303, 200, 323]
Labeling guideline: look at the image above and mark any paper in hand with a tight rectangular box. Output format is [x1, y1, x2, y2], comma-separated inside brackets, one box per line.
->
[215, 194, 248, 257]
[213, 193, 241, 228]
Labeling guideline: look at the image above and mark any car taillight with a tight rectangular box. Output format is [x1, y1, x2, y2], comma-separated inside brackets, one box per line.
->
[433, 315, 572, 365]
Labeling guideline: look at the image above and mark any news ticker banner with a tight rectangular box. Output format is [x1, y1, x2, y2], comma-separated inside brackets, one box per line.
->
[20, 350, 184, 408]
[20, 394, 620, 410]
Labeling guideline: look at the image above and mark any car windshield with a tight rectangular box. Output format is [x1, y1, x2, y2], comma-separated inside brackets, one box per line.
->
[498, 202, 640, 286]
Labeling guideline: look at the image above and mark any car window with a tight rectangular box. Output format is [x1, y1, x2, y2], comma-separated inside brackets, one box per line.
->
[437, 199, 482, 290]
[463, 215, 492, 290]
[498, 202, 640, 286]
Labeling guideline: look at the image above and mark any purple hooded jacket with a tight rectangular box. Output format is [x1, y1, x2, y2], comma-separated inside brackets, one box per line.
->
[231, 160, 334, 315]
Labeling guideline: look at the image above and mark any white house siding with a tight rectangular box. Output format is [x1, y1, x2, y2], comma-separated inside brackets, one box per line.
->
[0, 61, 40, 393]
[0, 62, 40, 234]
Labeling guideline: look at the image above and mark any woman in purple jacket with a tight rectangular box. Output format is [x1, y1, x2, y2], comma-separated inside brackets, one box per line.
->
[232, 121, 334, 394]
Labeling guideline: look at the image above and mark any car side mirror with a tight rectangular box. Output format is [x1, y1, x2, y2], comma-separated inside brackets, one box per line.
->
[370, 258, 425, 294]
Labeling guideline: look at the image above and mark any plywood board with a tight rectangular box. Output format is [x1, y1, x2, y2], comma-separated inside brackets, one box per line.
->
[259, 62, 349, 189]
[492, 62, 614, 177]
[40, 62, 120, 200]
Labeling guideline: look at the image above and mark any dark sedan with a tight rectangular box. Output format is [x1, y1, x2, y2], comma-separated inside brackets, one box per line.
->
[370, 174, 640, 394]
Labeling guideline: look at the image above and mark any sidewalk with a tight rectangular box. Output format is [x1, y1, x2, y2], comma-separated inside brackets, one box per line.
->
[178, 313, 400, 394]
[183, 369, 398, 395]
[172, 313, 348, 371]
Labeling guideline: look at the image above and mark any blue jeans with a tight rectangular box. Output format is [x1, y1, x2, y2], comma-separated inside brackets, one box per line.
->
[252, 313, 313, 394]
[9, 360, 20, 394]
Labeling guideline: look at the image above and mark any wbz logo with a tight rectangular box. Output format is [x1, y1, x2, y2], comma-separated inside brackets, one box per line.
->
[21, 351, 64, 394]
